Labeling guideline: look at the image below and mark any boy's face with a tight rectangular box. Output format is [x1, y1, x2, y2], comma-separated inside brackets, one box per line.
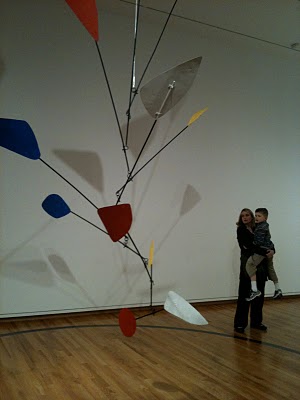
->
[255, 212, 267, 224]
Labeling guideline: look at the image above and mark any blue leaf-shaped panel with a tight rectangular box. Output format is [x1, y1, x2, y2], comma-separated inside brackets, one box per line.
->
[0, 118, 41, 160]
[42, 194, 71, 218]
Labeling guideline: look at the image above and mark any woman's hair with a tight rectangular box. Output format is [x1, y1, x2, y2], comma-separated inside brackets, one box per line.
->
[236, 208, 255, 228]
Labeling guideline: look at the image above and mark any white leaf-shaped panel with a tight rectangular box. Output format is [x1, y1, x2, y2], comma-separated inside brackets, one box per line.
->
[164, 291, 208, 325]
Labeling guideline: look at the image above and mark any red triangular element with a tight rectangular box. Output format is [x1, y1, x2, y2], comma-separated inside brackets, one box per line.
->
[97, 204, 132, 242]
[65, 0, 99, 41]
[119, 308, 136, 337]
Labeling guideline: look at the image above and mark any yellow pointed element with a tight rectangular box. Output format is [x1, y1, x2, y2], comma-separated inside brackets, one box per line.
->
[188, 107, 208, 126]
[148, 240, 154, 268]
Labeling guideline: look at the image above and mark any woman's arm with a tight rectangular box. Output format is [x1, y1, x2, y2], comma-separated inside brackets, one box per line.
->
[237, 226, 254, 256]
[265, 249, 275, 258]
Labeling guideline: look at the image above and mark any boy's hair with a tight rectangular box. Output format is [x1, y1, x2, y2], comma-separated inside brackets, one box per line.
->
[255, 208, 269, 218]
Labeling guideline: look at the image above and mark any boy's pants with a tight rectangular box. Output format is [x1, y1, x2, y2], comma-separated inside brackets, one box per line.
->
[246, 254, 278, 283]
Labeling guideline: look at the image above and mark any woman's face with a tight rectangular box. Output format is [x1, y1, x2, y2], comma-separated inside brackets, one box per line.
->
[240, 210, 253, 225]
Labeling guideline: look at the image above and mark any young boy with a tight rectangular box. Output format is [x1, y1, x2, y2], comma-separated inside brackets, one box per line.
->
[245, 208, 282, 301]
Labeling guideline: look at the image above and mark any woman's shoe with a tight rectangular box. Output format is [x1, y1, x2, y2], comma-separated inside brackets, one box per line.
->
[250, 323, 267, 331]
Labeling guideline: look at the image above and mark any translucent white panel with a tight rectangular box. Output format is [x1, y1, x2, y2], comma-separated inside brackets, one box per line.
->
[164, 291, 208, 325]
[140, 57, 202, 119]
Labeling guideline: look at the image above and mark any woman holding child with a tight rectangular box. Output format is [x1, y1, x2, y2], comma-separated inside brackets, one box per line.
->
[234, 208, 273, 333]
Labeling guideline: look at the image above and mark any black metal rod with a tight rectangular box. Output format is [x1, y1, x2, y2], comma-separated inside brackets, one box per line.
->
[71, 211, 108, 234]
[94, 41, 130, 173]
[116, 119, 158, 204]
[39, 158, 98, 209]
[150, 264, 153, 307]
[130, 125, 188, 180]
[125, 0, 141, 147]
[116, 125, 188, 193]
[127, 233, 153, 283]
[128, 0, 178, 110]
[71, 211, 140, 257]
[135, 308, 164, 320]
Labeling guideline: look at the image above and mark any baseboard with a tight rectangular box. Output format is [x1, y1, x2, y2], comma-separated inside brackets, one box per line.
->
[1, 294, 299, 323]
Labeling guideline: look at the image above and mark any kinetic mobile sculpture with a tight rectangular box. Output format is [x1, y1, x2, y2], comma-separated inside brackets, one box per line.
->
[0, 0, 208, 335]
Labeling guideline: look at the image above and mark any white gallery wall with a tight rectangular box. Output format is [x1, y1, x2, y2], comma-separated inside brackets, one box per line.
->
[0, 0, 299, 317]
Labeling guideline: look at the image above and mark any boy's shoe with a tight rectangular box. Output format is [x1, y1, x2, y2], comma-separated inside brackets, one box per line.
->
[273, 289, 283, 299]
[246, 290, 261, 302]
[250, 323, 267, 331]
[234, 326, 245, 334]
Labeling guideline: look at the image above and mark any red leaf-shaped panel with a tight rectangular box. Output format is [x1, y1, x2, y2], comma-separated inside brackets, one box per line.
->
[65, 0, 99, 41]
[97, 204, 132, 242]
[119, 308, 136, 337]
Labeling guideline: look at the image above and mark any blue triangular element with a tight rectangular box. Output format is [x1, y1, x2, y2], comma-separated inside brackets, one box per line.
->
[0, 118, 41, 160]
[42, 194, 71, 219]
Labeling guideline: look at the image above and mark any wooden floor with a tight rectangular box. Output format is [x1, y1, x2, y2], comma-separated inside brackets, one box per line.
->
[1, 298, 299, 400]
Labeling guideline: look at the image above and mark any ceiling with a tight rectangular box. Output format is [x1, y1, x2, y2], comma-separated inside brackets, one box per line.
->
[97, 0, 300, 52]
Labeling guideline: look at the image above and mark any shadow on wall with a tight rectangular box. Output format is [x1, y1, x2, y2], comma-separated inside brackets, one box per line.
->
[0, 247, 98, 310]
[0, 221, 54, 267]
[45, 251, 97, 306]
[155, 184, 202, 254]
[53, 149, 104, 194]
[47, 253, 77, 283]
[122, 113, 157, 161]
[103, 259, 147, 307]
[180, 184, 201, 216]
[1, 259, 55, 286]
[131, 105, 191, 217]
[135, 281, 176, 300]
